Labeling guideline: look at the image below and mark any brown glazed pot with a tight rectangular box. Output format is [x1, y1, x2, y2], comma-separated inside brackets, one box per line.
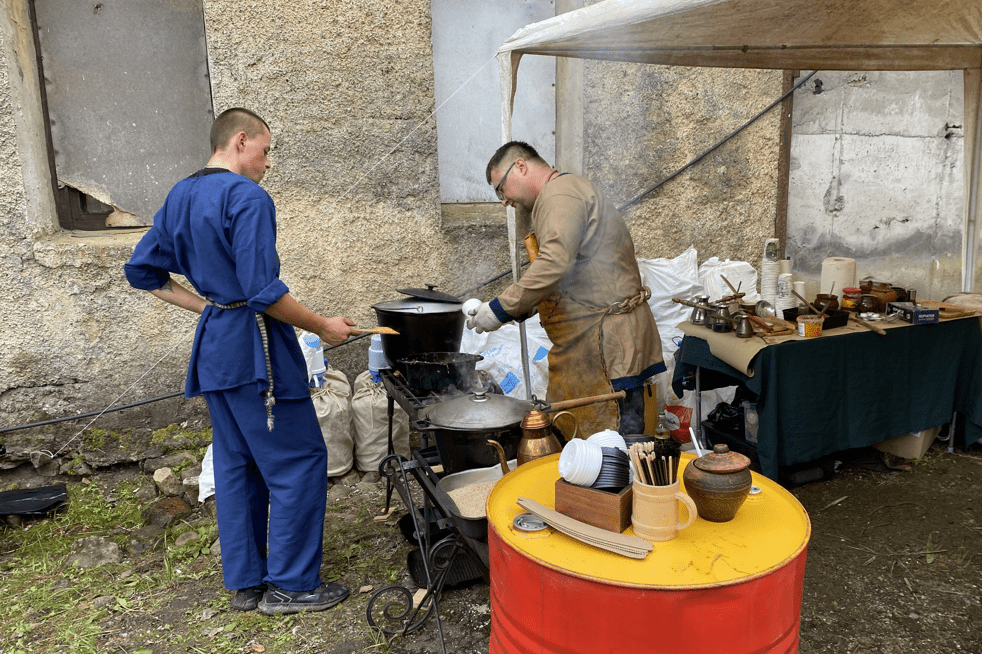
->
[682, 444, 752, 522]
[814, 294, 839, 312]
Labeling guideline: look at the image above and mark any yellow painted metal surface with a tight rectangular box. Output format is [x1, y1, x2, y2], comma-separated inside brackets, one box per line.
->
[487, 452, 810, 589]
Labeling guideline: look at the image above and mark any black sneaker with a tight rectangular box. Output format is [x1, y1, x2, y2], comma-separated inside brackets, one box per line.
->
[230, 583, 267, 611]
[258, 582, 349, 615]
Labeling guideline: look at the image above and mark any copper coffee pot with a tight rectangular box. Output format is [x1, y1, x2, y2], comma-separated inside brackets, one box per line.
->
[517, 391, 627, 466]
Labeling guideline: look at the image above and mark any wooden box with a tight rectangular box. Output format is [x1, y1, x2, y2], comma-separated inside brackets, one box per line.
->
[554, 479, 633, 533]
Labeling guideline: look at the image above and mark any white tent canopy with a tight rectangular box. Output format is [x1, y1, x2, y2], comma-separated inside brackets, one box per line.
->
[496, 0, 982, 292]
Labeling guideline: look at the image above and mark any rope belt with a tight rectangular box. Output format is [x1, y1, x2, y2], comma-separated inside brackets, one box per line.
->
[207, 298, 276, 431]
[608, 286, 652, 315]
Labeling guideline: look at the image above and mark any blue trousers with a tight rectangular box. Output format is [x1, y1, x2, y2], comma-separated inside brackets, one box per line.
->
[204, 386, 327, 591]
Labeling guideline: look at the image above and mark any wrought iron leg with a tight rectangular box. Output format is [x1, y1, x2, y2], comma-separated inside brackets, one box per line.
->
[366, 535, 464, 643]
[369, 454, 448, 653]
[382, 395, 396, 514]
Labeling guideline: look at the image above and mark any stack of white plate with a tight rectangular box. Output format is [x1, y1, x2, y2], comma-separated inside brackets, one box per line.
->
[760, 238, 781, 308]
[775, 272, 796, 315]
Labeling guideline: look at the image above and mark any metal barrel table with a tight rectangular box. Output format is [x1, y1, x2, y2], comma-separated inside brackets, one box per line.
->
[487, 453, 811, 654]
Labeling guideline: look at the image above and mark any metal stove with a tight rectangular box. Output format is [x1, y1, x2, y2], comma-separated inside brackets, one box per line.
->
[367, 368, 492, 651]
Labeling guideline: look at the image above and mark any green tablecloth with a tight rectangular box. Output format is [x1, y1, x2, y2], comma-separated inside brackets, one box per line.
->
[672, 317, 982, 479]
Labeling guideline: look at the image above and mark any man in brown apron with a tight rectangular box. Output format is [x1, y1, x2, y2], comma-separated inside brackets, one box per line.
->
[468, 141, 665, 437]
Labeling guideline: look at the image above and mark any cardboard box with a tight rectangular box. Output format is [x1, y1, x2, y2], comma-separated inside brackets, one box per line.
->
[554, 479, 632, 533]
[886, 301, 939, 324]
[873, 426, 940, 460]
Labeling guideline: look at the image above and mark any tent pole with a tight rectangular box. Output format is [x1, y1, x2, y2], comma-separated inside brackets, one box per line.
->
[964, 68, 982, 293]
[498, 51, 534, 399]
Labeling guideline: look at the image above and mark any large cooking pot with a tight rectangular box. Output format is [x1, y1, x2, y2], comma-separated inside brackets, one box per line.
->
[371, 285, 464, 370]
[398, 352, 484, 394]
[416, 391, 532, 474]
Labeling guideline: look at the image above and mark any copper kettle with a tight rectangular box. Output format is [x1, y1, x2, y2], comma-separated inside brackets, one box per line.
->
[516, 391, 626, 466]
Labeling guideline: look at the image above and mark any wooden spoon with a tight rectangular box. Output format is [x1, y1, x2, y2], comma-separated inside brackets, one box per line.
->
[350, 326, 399, 335]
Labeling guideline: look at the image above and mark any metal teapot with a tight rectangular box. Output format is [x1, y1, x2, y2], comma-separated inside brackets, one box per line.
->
[690, 295, 710, 325]
[491, 391, 626, 468]
[734, 311, 754, 338]
[707, 302, 734, 332]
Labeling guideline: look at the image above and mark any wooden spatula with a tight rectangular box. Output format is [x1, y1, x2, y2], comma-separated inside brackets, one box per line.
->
[351, 326, 399, 335]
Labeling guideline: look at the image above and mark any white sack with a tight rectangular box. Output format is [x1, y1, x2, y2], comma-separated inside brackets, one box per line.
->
[637, 245, 704, 365]
[460, 314, 551, 399]
[311, 367, 353, 477]
[698, 258, 760, 304]
[198, 443, 214, 503]
[351, 370, 411, 473]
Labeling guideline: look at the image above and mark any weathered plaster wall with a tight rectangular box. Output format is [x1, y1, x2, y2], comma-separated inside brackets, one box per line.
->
[580, 63, 785, 264]
[787, 71, 966, 300]
[1, 2, 203, 457]
[0, 0, 785, 461]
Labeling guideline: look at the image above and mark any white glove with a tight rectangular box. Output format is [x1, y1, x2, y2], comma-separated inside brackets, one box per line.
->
[466, 301, 504, 334]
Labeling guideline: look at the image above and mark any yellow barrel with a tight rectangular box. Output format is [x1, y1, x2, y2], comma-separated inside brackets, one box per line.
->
[487, 453, 811, 653]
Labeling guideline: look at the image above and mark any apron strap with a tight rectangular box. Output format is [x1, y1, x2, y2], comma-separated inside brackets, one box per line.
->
[608, 286, 652, 315]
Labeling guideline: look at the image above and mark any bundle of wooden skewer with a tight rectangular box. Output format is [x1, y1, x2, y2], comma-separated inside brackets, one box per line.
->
[629, 442, 675, 486]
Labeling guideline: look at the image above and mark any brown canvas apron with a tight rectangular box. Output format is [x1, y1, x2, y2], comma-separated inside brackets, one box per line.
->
[538, 294, 619, 438]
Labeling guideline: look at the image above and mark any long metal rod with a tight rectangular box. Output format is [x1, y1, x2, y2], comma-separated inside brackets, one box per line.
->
[519, 322, 533, 400]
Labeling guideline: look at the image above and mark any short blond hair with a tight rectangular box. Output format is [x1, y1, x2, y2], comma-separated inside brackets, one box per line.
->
[210, 108, 269, 153]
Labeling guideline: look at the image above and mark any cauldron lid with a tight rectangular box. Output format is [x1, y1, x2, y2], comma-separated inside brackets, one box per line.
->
[419, 391, 532, 430]
[397, 284, 460, 303]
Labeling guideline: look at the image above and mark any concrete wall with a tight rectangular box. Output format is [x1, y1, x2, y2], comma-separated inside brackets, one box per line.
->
[787, 70, 967, 300]
[0, 0, 785, 460]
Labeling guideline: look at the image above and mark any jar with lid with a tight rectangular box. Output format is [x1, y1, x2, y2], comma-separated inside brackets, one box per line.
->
[840, 287, 862, 311]
[858, 294, 881, 313]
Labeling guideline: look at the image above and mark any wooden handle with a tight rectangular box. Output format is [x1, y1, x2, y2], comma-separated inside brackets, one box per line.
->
[747, 313, 775, 332]
[720, 274, 740, 296]
[351, 326, 400, 335]
[547, 391, 626, 412]
[672, 297, 713, 311]
[848, 314, 887, 336]
[791, 289, 824, 317]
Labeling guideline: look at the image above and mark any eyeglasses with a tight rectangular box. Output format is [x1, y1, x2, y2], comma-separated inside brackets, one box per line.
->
[494, 161, 516, 201]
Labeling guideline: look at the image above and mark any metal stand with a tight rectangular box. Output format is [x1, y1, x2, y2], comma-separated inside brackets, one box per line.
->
[369, 370, 492, 648]
[368, 452, 490, 650]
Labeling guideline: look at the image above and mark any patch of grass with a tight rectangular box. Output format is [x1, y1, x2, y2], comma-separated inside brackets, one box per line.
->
[81, 427, 109, 451]
[0, 482, 149, 651]
[150, 424, 212, 457]
[0, 479, 227, 652]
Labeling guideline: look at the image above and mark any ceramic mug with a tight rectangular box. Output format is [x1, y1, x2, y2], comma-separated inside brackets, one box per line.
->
[630, 479, 698, 542]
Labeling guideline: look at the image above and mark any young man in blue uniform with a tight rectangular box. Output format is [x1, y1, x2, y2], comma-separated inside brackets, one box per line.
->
[124, 108, 355, 615]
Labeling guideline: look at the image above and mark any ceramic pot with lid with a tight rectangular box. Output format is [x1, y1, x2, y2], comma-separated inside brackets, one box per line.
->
[371, 284, 464, 370]
[682, 444, 752, 522]
[814, 294, 839, 313]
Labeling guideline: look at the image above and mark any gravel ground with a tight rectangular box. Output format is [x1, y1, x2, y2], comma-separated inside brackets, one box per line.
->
[1, 439, 980, 653]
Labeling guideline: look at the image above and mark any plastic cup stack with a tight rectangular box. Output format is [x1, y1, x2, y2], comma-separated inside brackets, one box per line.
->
[775, 272, 795, 315]
[586, 429, 628, 453]
[558, 439, 604, 486]
[590, 447, 632, 491]
[760, 238, 780, 308]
